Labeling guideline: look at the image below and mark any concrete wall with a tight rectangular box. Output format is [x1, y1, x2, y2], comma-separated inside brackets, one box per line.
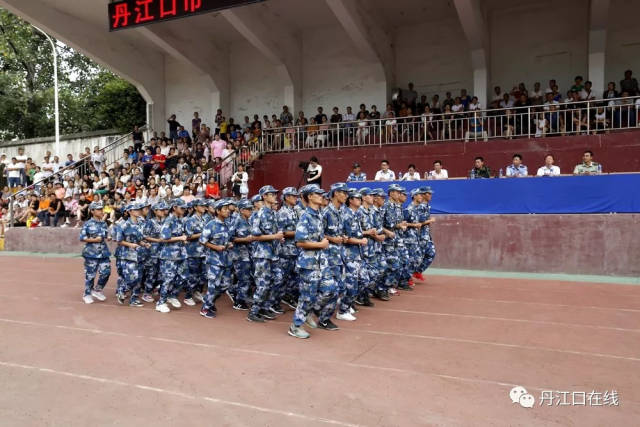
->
[250, 130, 640, 193]
[605, 0, 640, 88]
[5, 214, 638, 277]
[165, 57, 216, 130]
[0, 130, 121, 165]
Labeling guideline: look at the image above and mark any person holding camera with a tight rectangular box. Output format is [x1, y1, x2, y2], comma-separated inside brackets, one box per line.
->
[306, 157, 322, 187]
[231, 164, 249, 199]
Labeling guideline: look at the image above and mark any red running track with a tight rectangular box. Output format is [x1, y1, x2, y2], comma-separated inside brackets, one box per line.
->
[0, 256, 638, 426]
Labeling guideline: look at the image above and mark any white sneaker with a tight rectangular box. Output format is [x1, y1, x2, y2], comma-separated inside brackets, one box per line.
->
[389, 288, 398, 295]
[336, 311, 356, 321]
[167, 297, 181, 308]
[91, 290, 106, 301]
[60, 223, 68, 228]
[183, 298, 195, 306]
[349, 307, 356, 315]
[193, 291, 204, 303]
[83, 295, 94, 304]
[155, 303, 170, 313]
[141, 294, 154, 303]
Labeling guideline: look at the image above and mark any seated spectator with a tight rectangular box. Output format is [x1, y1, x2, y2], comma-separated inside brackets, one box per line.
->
[355, 112, 370, 144]
[172, 177, 184, 197]
[459, 89, 471, 109]
[570, 75, 584, 93]
[530, 82, 544, 105]
[573, 150, 601, 175]
[314, 107, 327, 126]
[536, 154, 561, 176]
[46, 193, 64, 227]
[503, 109, 515, 139]
[383, 105, 397, 142]
[180, 187, 195, 204]
[428, 160, 448, 180]
[430, 94, 441, 114]
[442, 92, 454, 110]
[499, 93, 514, 109]
[205, 177, 220, 199]
[400, 164, 421, 181]
[505, 154, 528, 177]
[470, 156, 491, 178]
[464, 113, 488, 142]
[374, 160, 396, 181]
[369, 105, 381, 120]
[603, 81, 618, 101]
[468, 96, 481, 112]
[347, 163, 367, 182]
[421, 106, 435, 140]
[490, 86, 504, 109]
[593, 106, 609, 133]
[580, 80, 596, 101]
[534, 111, 548, 137]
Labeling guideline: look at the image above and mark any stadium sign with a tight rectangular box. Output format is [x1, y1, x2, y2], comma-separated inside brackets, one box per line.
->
[108, 0, 265, 31]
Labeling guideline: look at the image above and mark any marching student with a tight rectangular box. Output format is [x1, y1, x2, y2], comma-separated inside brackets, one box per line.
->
[79, 201, 111, 304]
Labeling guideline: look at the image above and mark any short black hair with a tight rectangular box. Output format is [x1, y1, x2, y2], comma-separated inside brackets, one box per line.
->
[310, 156, 318, 163]
[545, 153, 554, 160]
[575, 75, 583, 81]
[381, 160, 389, 165]
[408, 164, 416, 169]
[584, 150, 594, 156]
[512, 154, 522, 160]
[474, 156, 484, 162]
[433, 160, 442, 165]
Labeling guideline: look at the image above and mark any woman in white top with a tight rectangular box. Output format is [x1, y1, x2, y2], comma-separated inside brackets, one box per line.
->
[356, 112, 369, 145]
[306, 156, 323, 187]
[400, 164, 421, 181]
[428, 160, 449, 180]
[536, 154, 561, 176]
[91, 147, 106, 174]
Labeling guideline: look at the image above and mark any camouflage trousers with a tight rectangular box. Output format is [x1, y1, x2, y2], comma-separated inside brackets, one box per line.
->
[250, 258, 283, 316]
[202, 264, 232, 311]
[116, 258, 142, 301]
[157, 259, 188, 305]
[419, 240, 436, 273]
[340, 259, 366, 313]
[83, 257, 111, 296]
[143, 257, 160, 294]
[186, 257, 206, 298]
[276, 256, 297, 305]
[313, 264, 341, 323]
[383, 244, 400, 290]
[231, 259, 253, 304]
[293, 267, 338, 327]
[358, 257, 378, 298]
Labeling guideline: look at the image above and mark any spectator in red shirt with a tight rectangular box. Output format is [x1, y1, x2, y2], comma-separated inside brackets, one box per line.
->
[152, 146, 166, 172]
[205, 177, 220, 199]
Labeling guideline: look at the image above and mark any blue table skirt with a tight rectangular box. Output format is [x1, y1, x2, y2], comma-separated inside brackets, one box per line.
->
[348, 174, 640, 214]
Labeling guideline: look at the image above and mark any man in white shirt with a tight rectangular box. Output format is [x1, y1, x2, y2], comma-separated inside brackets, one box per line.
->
[490, 86, 504, 109]
[15, 147, 28, 185]
[400, 164, 421, 181]
[505, 154, 528, 177]
[530, 82, 544, 105]
[6, 157, 24, 188]
[428, 160, 449, 180]
[374, 160, 396, 181]
[536, 154, 561, 176]
[41, 155, 55, 178]
[499, 93, 514, 109]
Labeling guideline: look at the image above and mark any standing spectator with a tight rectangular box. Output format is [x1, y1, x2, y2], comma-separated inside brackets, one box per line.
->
[374, 160, 396, 181]
[64, 154, 75, 167]
[0, 154, 7, 189]
[530, 82, 544, 105]
[91, 147, 106, 175]
[400, 164, 421, 181]
[231, 164, 249, 199]
[7, 157, 23, 189]
[347, 163, 367, 182]
[306, 156, 323, 187]
[428, 160, 449, 180]
[280, 105, 293, 126]
[470, 157, 491, 178]
[573, 150, 601, 175]
[211, 134, 226, 159]
[490, 86, 504, 109]
[167, 114, 181, 142]
[620, 70, 638, 96]
[536, 154, 561, 176]
[192, 112, 202, 139]
[41, 155, 55, 178]
[314, 107, 327, 126]
[580, 81, 596, 101]
[602, 82, 619, 101]
[132, 126, 144, 152]
[404, 82, 418, 111]
[505, 154, 528, 177]
[15, 147, 28, 185]
[459, 89, 471, 109]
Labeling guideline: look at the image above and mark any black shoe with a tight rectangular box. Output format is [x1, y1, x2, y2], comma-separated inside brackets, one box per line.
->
[247, 312, 265, 322]
[376, 291, 390, 301]
[129, 298, 144, 307]
[354, 297, 365, 306]
[398, 283, 412, 291]
[281, 296, 296, 309]
[200, 308, 216, 318]
[363, 295, 375, 307]
[269, 304, 285, 315]
[318, 319, 340, 331]
[260, 309, 276, 320]
[233, 302, 249, 311]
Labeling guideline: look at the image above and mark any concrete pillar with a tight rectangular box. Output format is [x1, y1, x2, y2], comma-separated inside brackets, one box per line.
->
[588, 0, 610, 96]
[471, 49, 488, 108]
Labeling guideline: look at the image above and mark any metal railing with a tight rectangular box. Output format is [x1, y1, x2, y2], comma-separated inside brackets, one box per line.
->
[7, 126, 145, 227]
[258, 96, 640, 153]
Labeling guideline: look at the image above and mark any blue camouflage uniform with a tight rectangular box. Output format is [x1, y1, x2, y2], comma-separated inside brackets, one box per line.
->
[292, 188, 336, 327]
[199, 200, 233, 312]
[341, 194, 366, 313]
[136, 202, 152, 295]
[419, 187, 436, 272]
[277, 187, 300, 305]
[229, 200, 254, 305]
[157, 201, 188, 305]
[382, 184, 405, 291]
[357, 188, 377, 300]
[142, 203, 167, 295]
[249, 186, 284, 317]
[113, 205, 145, 302]
[79, 203, 111, 297]
[403, 193, 422, 284]
[370, 190, 388, 292]
[184, 201, 207, 300]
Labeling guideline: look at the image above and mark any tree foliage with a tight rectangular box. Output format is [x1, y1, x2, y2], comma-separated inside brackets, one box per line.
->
[0, 9, 146, 140]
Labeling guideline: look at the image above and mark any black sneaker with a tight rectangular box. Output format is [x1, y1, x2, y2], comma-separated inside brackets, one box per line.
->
[376, 291, 390, 301]
[260, 309, 276, 320]
[398, 283, 413, 291]
[281, 296, 296, 309]
[318, 319, 339, 331]
[354, 297, 365, 306]
[129, 298, 144, 307]
[233, 302, 249, 311]
[200, 308, 216, 318]
[363, 295, 375, 307]
[247, 312, 265, 322]
[269, 305, 285, 315]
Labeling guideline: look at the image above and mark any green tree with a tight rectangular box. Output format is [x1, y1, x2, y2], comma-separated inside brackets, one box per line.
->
[0, 8, 146, 140]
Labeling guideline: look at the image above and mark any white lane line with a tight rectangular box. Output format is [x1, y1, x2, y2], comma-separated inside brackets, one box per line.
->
[2, 292, 638, 334]
[0, 360, 361, 427]
[3, 318, 640, 406]
[373, 308, 640, 333]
